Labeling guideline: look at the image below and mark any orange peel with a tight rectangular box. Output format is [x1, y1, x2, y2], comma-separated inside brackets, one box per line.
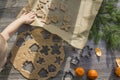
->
[115, 67, 120, 77]
[95, 48, 102, 56]
[116, 58, 120, 67]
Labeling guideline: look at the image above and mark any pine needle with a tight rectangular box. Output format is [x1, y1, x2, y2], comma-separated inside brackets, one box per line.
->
[89, 0, 120, 49]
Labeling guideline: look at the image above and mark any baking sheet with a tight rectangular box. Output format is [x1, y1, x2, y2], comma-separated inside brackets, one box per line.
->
[18, 0, 103, 49]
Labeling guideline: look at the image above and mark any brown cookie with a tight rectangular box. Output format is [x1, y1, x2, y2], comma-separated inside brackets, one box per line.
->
[60, 3, 67, 12]
[48, 2, 57, 10]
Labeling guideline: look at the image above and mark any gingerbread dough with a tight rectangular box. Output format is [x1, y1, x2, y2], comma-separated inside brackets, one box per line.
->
[11, 27, 65, 80]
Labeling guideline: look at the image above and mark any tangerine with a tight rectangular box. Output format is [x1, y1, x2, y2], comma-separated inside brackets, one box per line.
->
[87, 69, 98, 80]
[75, 67, 85, 77]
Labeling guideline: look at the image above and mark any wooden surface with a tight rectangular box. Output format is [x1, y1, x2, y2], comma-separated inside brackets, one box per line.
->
[0, 0, 120, 80]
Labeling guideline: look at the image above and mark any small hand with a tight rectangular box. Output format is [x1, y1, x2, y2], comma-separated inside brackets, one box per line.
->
[20, 12, 36, 24]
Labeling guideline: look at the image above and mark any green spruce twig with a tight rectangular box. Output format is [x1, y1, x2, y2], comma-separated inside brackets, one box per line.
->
[89, 0, 120, 50]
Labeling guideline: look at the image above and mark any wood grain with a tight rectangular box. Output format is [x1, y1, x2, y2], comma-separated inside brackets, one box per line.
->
[0, 0, 120, 80]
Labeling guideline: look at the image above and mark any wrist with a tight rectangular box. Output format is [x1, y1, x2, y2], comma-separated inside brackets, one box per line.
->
[17, 17, 26, 24]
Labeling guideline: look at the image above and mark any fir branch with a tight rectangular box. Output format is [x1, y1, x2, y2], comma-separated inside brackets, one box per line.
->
[89, 0, 120, 49]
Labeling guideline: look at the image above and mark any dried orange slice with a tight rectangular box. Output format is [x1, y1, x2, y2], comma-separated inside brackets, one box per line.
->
[116, 58, 120, 67]
[95, 48, 102, 56]
[115, 67, 120, 77]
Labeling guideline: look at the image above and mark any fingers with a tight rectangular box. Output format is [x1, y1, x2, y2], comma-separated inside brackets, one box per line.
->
[20, 11, 36, 24]
[28, 12, 35, 16]
[22, 11, 28, 16]
[28, 12, 36, 24]
[31, 18, 35, 22]
[28, 18, 35, 24]
[21, 11, 35, 17]
[31, 15, 35, 19]
[27, 12, 36, 19]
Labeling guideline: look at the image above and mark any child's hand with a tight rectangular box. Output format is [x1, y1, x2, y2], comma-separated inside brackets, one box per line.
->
[1, 12, 36, 41]
[20, 12, 36, 24]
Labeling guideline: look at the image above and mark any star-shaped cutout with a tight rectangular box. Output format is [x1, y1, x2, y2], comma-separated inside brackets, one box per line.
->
[81, 46, 93, 58]
[55, 56, 62, 64]
[29, 43, 39, 52]
[40, 46, 50, 55]
[51, 44, 61, 55]
[41, 31, 51, 39]
[37, 57, 45, 64]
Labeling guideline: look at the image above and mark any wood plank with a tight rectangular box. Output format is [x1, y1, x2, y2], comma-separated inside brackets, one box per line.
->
[0, 0, 120, 80]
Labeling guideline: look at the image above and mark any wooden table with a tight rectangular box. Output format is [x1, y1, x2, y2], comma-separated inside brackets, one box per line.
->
[0, 0, 120, 80]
